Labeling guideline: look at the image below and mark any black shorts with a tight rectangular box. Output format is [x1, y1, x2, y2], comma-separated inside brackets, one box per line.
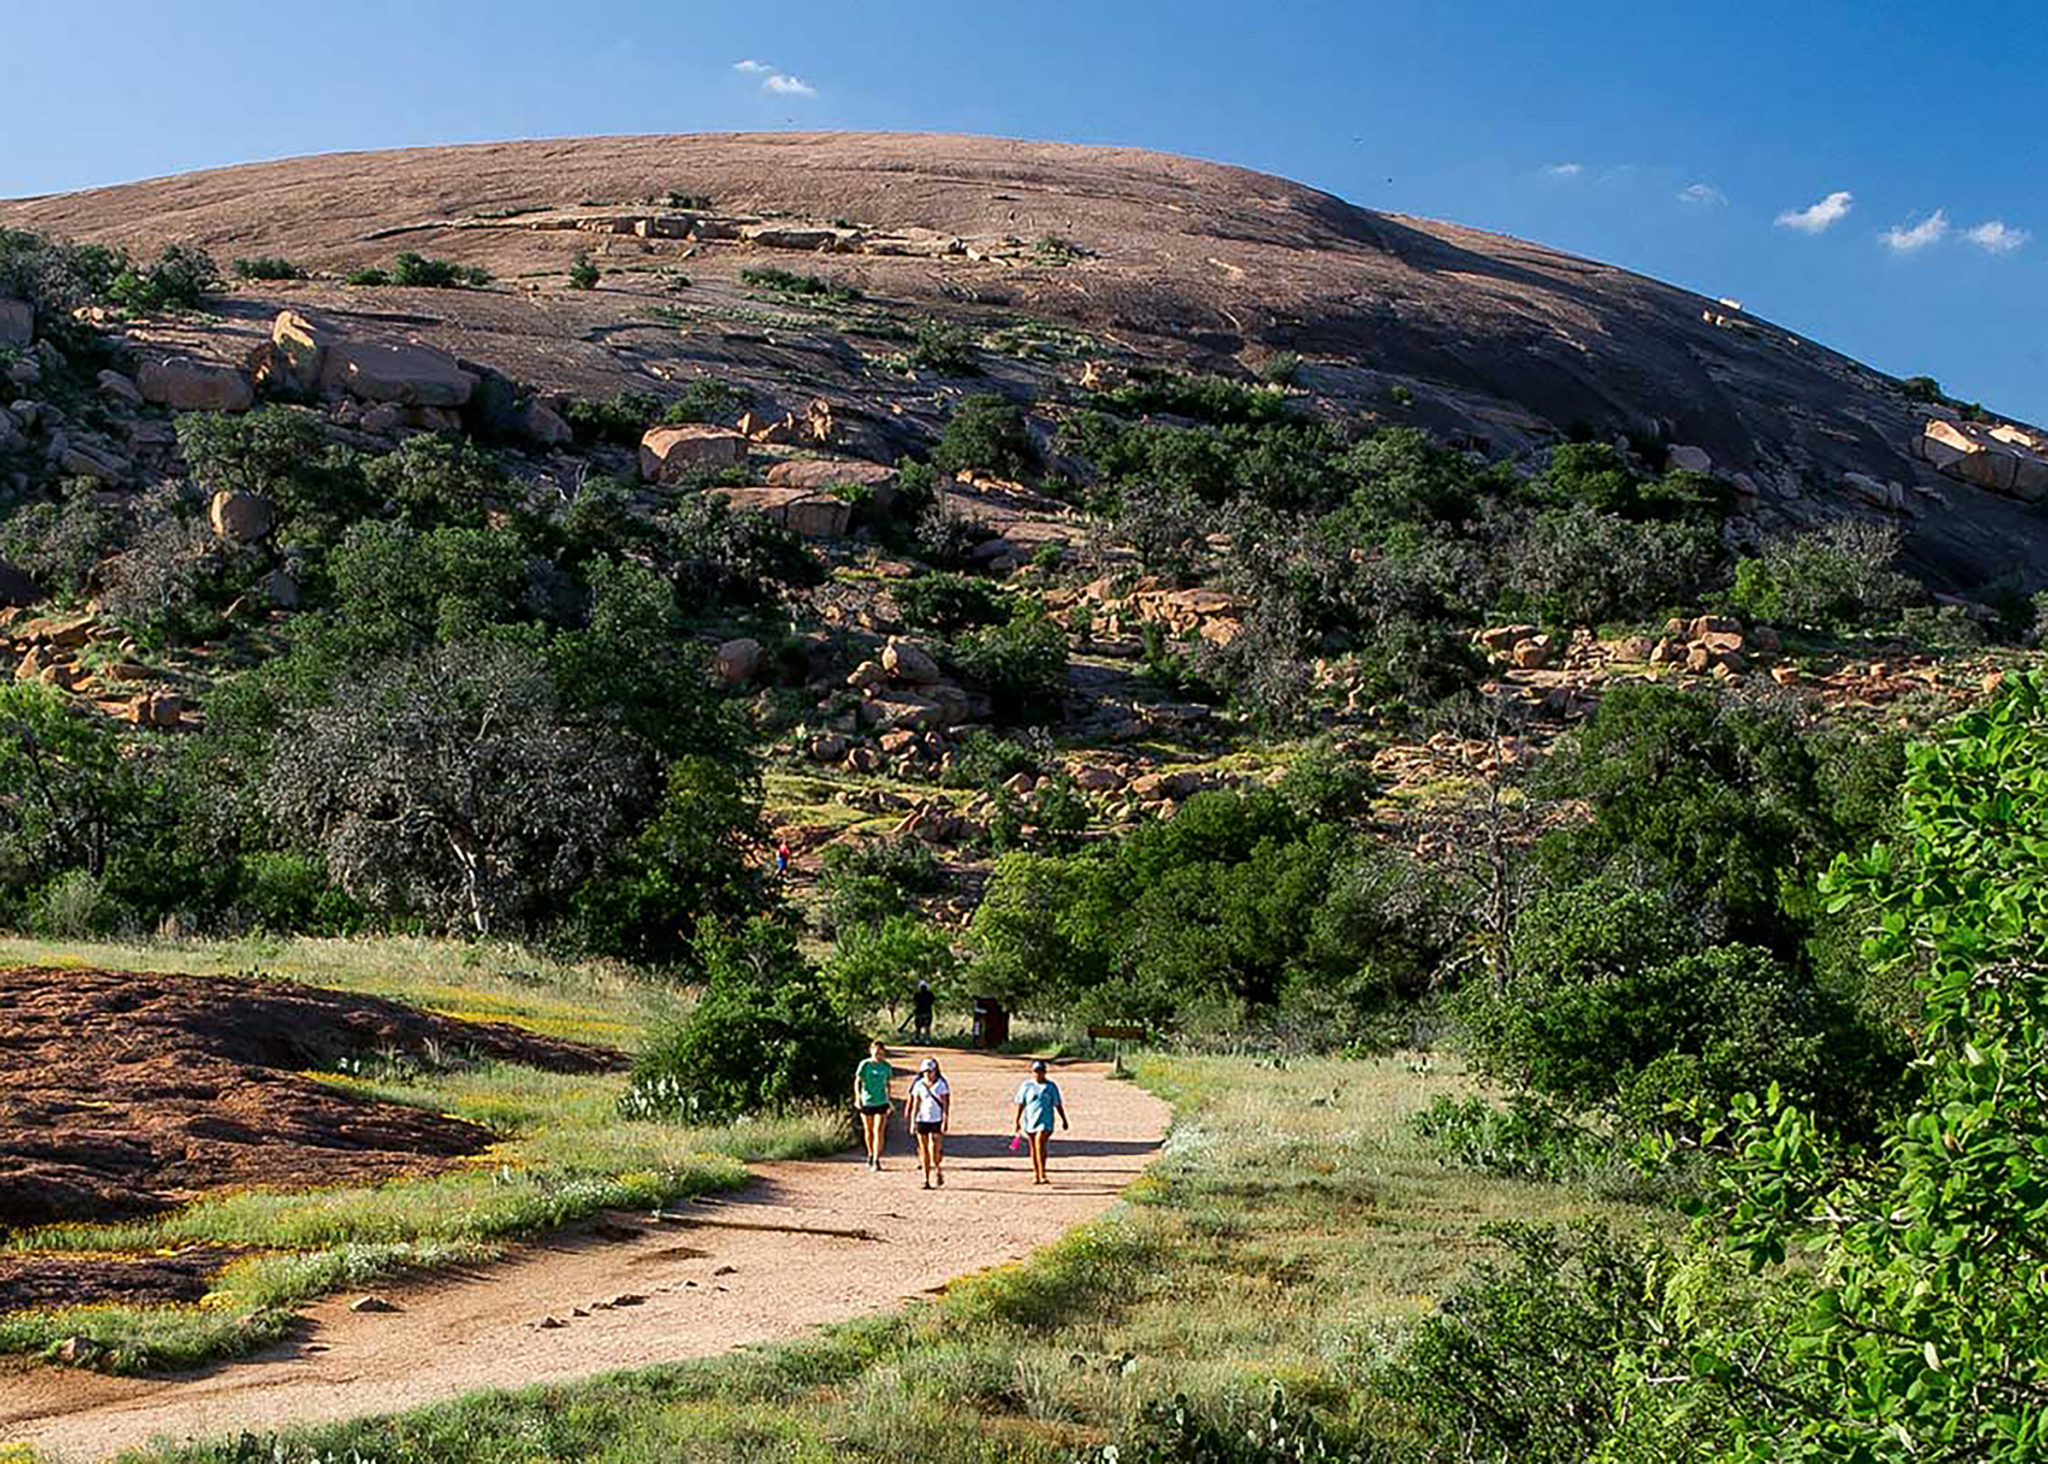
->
[914, 1120, 944, 1136]
[858, 1103, 890, 1116]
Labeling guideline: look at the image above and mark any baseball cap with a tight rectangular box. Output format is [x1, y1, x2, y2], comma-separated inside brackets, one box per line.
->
[921, 1057, 938, 1071]
[1031, 1059, 1048, 1073]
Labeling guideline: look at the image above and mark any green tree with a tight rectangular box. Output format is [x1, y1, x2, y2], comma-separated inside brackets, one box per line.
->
[1691, 671, 2048, 1459]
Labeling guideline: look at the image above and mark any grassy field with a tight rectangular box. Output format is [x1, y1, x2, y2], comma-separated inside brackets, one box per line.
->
[119, 1050, 1664, 1463]
[0, 936, 847, 1372]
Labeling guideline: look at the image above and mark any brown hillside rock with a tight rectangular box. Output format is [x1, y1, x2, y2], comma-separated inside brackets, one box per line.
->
[137, 356, 255, 413]
[639, 424, 747, 482]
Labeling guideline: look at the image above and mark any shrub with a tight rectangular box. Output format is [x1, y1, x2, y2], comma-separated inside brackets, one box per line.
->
[620, 918, 864, 1122]
[1497, 502, 1722, 626]
[343, 266, 391, 287]
[390, 251, 490, 289]
[0, 478, 123, 597]
[947, 604, 1066, 723]
[563, 389, 661, 446]
[230, 256, 305, 282]
[567, 253, 599, 290]
[1079, 1387, 1360, 1464]
[817, 836, 944, 934]
[1256, 351, 1302, 386]
[1376, 1222, 1725, 1462]
[666, 493, 823, 615]
[738, 266, 859, 304]
[893, 571, 1009, 635]
[908, 318, 979, 375]
[105, 244, 220, 312]
[0, 228, 125, 320]
[1409, 1094, 1607, 1182]
[659, 378, 749, 425]
[932, 395, 1037, 481]
[1728, 520, 1917, 631]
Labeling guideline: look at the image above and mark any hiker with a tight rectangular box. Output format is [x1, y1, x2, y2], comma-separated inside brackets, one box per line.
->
[1012, 1058, 1069, 1185]
[911, 978, 935, 1040]
[853, 1040, 894, 1171]
[775, 839, 791, 879]
[905, 1056, 951, 1188]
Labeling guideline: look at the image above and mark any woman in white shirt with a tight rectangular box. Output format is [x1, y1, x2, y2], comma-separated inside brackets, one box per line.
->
[904, 1056, 951, 1189]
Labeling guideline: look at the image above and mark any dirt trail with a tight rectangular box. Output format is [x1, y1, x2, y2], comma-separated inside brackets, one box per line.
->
[1, 1049, 1170, 1463]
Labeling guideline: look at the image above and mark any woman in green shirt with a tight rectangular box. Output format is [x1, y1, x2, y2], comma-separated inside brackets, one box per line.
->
[853, 1041, 895, 1171]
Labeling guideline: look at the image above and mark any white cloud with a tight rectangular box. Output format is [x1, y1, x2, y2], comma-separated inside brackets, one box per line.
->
[1776, 189, 1854, 234]
[1542, 162, 1583, 179]
[763, 72, 815, 96]
[1963, 219, 2029, 254]
[1677, 182, 1726, 206]
[1881, 208, 1950, 253]
[732, 58, 770, 73]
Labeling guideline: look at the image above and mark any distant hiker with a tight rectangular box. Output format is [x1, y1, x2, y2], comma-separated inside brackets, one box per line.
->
[906, 1056, 951, 1189]
[854, 1041, 895, 1171]
[1012, 1059, 1069, 1186]
[911, 979, 935, 1040]
[775, 839, 791, 879]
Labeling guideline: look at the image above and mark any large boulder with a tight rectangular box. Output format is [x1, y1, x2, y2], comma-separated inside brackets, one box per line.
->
[0, 299, 33, 348]
[1916, 418, 2048, 501]
[319, 340, 477, 407]
[269, 310, 336, 393]
[881, 638, 942, 684]
[208, 490, 275, 543]
[765, 458, 896, 493]
[714, 637, 763, 685]
[136, 357, 255, 413]
[639, 425, 747, 482]
[712, 486, 851, 538]
[0, 558, 40, 608]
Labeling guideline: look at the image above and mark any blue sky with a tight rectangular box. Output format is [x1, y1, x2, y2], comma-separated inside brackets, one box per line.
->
[4, 0, 2042, 417]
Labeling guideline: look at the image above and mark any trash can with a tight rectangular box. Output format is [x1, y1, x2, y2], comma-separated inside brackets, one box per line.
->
[971, 997, 1010, 1050]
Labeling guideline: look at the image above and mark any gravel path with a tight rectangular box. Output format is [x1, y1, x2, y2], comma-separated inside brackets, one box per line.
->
[0, 1048, 1170, 1462]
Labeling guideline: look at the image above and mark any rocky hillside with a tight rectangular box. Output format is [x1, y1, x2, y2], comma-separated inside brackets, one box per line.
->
[6, 131, 2045, 592]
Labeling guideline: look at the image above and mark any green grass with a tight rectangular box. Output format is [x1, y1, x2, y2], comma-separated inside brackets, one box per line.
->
[0, 937, 848, 1373]
[118, 1051, 1664, 1462]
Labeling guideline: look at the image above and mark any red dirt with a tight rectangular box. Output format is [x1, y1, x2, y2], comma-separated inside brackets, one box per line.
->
[0, 966, 622, 1232]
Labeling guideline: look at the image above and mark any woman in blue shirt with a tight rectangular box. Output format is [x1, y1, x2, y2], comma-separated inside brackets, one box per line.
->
[1011, 1058, 1069, 1185]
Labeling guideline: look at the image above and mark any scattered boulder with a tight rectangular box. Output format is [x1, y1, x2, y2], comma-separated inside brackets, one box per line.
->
[639, 425, 747, 483]
[0, 298, 31, 348]
[137, 357, 255, 413]
[320, 340, 477, 408]
[349, 1295, 401, 1314]
[765, 458, 896, 507]
[95, 370, 143, 409]
[1667, 444, 1713, 474]
[208, 491, 275, 544]
[714, 636, 763, 686]
[881, 638, 941, 684]
[1510, 634, 1555, 669]
[808, 732, 847, 764]
[520, 399, 572, 446]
